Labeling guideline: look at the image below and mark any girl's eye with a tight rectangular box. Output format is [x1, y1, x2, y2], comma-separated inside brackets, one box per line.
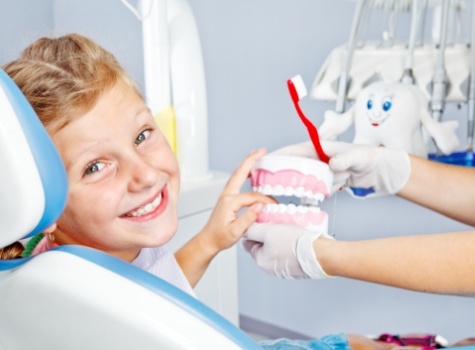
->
[366, 99, 373, 110]
[382, 98, 392, 112]
[135, 129, 150, 146]
[84, 162, 105, 176]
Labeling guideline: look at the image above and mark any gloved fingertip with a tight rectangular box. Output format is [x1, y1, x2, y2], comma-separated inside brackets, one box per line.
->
[241, 239, 253, 252]
[328, 156, 345, 171]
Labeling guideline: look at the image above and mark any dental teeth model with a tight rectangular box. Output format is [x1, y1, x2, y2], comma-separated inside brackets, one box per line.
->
[250, 155, 333, 233]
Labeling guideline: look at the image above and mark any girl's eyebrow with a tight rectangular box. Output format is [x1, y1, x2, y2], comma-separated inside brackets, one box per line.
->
[62, 141, 105, 171]
[135, 107, 152, 119]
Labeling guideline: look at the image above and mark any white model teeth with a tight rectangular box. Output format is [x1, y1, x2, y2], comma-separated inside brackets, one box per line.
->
[262, 184, 273, 195]
[263, 203, 321, 214]
[253, 185, 324, 203]
[301, 194, 324, 205]
[128, 194, 162, 217]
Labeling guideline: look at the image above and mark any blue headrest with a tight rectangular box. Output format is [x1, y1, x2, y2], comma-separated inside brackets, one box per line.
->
[0, 69, 67, 247]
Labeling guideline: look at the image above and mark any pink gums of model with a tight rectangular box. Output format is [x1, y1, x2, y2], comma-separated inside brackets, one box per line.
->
[250, 155, 333, 233]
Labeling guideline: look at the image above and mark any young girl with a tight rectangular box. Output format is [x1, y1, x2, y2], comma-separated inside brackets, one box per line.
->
[1, 33, 274, 294]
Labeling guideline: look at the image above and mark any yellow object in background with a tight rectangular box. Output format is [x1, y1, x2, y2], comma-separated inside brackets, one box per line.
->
[154, 106, 176, 154]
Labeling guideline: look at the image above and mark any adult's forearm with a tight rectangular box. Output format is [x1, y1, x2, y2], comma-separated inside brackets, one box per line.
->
[398, 155, 475, 226]
[316, 232, 475, 295]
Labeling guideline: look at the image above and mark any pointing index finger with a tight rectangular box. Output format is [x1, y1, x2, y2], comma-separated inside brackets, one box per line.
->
[223, 148, 266, 194]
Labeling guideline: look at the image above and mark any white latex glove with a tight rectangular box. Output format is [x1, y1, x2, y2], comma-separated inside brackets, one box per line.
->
[328, 143, 411, 198]
[242, 223, 333, 280]
[269, 141, 411, 198]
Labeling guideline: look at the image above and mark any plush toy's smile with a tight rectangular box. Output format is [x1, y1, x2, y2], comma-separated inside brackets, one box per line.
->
[250, 155, 333, 233]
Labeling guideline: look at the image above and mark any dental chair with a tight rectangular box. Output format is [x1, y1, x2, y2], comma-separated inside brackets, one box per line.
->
[0, 68, 262, 349]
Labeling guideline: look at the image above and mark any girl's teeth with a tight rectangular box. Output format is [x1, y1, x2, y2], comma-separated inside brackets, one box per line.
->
[127, 193, 162, 217]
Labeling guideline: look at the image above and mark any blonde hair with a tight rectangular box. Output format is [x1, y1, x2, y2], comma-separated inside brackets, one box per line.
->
[0, 242, 24, 260]
[0, 34, 140, 259]
[2, 33, 139, 133]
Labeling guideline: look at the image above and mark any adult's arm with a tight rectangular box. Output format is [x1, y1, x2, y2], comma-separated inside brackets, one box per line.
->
[399, 155, 475, 226]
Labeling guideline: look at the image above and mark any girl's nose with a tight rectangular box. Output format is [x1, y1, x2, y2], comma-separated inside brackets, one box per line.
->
[127, 154, 158, 192]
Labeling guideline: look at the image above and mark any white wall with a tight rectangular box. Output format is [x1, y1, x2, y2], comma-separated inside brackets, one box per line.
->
[0, 0, 54, 63]
[52, 0, 145, 94]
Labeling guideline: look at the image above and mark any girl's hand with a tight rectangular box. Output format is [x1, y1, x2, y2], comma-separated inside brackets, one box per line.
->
[198, 148, 275, 256]
[175, 148, 275, 287]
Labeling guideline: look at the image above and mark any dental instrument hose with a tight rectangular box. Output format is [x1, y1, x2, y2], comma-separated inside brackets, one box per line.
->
[468, 0, 475, 151]
[431, 0, 450, 123]
[336, 0, 366, 113]
[402, 0, 423, 85]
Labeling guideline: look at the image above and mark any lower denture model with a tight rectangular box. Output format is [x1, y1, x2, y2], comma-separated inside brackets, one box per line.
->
[250, 155, 333, 233]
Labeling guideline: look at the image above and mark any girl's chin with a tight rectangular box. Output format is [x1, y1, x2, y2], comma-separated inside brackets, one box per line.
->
[142, 223, 178, 246]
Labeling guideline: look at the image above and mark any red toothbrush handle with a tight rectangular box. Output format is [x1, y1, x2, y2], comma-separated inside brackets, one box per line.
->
[287, 80, 330, 163]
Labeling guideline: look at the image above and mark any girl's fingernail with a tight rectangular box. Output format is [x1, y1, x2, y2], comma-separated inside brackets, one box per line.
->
[252, 203, 263, 212]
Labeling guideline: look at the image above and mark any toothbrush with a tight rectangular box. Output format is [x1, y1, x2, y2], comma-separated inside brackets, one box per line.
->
[287, 74, 330, 163]
[288, 75, 375, 197]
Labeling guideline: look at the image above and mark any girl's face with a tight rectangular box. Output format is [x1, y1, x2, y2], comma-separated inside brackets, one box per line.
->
[51, 81, 180, 262]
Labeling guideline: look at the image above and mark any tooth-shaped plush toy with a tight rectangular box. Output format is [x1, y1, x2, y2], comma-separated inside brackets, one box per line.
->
[250, 155, 333, 233]
[319, 81, 460, 158]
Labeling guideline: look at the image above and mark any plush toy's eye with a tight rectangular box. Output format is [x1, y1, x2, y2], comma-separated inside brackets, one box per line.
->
[367, 99, 373, 110]
[382, 98, 392, 112]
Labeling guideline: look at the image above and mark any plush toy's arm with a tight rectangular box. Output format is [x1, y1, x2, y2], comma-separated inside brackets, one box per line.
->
[319, 106, 354, 140]
[420, 108, 460, 155]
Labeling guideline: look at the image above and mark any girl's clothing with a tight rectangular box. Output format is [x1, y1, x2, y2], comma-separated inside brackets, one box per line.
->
[132, 245, 195, 296]
[24, 234, 195, 297]
[27, 233, 59, 256]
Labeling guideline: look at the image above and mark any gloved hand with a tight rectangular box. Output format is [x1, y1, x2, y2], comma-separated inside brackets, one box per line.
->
[327, 142, 411, 197]
[269, 141, 411, 197]
[242, 223, 333, 279]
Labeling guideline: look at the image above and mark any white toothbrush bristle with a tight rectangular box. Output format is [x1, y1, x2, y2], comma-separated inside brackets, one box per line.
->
[291, 74, 308, 100]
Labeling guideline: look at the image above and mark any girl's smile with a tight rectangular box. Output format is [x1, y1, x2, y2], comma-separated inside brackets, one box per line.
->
[120, 187, 168, 220]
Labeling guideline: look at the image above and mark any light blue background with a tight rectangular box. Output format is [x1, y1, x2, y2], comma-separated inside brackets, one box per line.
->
[1, 0, 474, 342]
